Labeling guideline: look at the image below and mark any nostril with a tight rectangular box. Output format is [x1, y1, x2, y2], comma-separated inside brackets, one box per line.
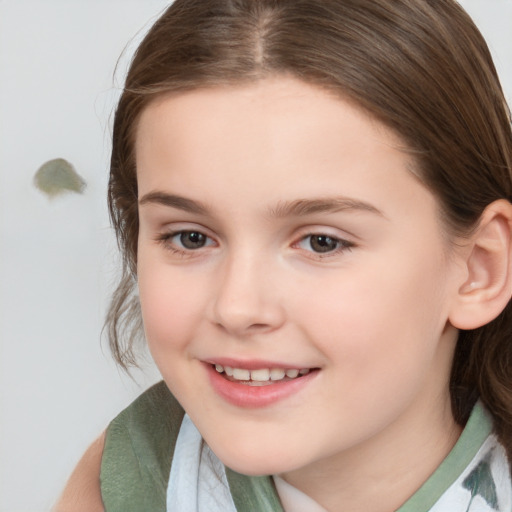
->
[249, 323, 270, 330]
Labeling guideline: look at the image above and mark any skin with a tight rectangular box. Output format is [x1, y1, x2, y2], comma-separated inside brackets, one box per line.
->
[56, 76, 512, 511]
[134, 77, 468, 512]
[53, 433, 105, 512]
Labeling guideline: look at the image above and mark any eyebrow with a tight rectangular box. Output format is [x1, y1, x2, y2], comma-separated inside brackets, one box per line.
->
[139, 191, 209, 215]
[139, 191, 384, 219]
[268, 197, 385, 219]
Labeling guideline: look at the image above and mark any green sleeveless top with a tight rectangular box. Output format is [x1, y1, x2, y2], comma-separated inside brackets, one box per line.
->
[100, 381, 500, 512]
[100, 381, 283, 512]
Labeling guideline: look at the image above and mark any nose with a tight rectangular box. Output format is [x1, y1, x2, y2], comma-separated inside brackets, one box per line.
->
[209, 250, 285, 337]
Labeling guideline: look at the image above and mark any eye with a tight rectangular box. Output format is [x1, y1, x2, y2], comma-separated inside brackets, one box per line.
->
[297, 234, 353, 254]
[157, 229, 215, 252]
[176, 231, 210, 249]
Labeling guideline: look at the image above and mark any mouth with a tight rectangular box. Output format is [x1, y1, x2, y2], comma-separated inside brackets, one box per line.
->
[211, 363, 317, 386]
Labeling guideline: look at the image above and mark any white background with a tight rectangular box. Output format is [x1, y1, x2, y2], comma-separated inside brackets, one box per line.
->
[0, 1, 511, 511]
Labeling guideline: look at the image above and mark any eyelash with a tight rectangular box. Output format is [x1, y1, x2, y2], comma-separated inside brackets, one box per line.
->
[154, 230, 355, 259]
[155, 230, 216, 256]
[294, 233, 355, 258]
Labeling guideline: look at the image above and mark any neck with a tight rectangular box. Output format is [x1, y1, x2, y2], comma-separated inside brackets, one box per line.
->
[279, 394, 462, 512]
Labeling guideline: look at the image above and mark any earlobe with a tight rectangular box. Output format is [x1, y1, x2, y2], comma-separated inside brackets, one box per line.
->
[449, 199, 512, 330]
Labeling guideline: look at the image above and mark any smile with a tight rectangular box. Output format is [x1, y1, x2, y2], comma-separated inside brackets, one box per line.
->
[213, 364, 311, 386]
[206, 362, 319, 408]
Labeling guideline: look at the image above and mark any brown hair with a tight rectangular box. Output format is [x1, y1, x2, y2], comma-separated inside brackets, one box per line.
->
[107, 0, 512, 459]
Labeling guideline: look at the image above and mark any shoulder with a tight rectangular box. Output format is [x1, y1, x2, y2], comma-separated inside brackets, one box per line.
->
[108, 380, 182, 431]
[54, 381, 184, 512]
[103, 380, 184, 462]
[53, 432, 106, 512]
[54, 382, 184, 512]
[100, 381, 185, 510]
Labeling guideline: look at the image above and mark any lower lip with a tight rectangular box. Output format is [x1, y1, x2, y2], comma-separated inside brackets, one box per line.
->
[205, 364, 318, 408]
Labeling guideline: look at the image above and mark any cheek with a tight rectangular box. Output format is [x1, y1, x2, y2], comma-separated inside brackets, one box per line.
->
[292, 271, 453, 438]
[137, 261, 205, 355]
[295, 247, 452, 378]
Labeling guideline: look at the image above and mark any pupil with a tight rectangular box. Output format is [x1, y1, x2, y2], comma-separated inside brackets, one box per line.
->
[180, 231, 206, 249]
[310, 235, 337, 253]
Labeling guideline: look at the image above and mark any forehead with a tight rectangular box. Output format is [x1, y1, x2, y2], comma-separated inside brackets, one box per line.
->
[137, 77, 397, 140]
[135, 77, 407, 179]
[134, 77, 442, 231]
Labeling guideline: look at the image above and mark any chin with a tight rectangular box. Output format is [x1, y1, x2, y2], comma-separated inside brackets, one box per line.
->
[212, 446, 300, 476]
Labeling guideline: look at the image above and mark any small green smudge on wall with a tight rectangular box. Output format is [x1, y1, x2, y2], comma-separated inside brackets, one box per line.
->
[34, 158, 86, 198]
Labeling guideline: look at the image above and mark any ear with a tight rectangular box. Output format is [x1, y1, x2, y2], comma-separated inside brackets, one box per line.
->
[449, 199, 512, 330]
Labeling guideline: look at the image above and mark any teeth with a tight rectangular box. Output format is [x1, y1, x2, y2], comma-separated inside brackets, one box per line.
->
[213, 364, 311, 382]
[232, 368, 250, 380]
[270, 368, 285, 381]
[251, 369, 270, 381]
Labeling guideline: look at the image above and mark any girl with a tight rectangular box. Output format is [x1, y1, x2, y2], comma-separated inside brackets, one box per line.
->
[56, 0, 512, 511]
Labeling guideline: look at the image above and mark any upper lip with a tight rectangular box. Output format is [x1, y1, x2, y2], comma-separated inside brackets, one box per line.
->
[204, 357, 314, 370]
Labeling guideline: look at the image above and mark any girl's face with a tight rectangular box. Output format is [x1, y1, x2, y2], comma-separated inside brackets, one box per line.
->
[136, 77, 464, 478]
